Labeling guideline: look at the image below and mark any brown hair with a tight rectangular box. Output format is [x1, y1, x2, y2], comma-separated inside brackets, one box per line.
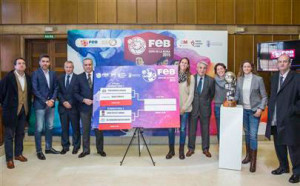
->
[237, 60, 257, 77]
[14, 57, 26, 66]
[39, 54, 50, 62]
[178, 57, 191, 86]
[214, 63, 227, 75]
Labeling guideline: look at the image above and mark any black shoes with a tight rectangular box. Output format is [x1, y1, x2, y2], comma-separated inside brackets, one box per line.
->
[271, 167, 290, 175]
[37, 152, 46, 160]
[45, 148, 60, 154]
[97, 151, 107, 157]
[289, 174, 300, 183]
[60, 148, 69, 155]
[72, 148, 79, 154]
[78, 151, 90, 158]
[271, 167, 298, 183]
[166, 145, 175, 159]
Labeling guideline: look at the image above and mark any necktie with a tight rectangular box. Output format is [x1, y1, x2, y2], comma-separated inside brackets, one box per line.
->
[88, 73, 92, 89]
[197, 77, 203, 94]
[279, 76, 284, 88]
[66, 75, 70, 89]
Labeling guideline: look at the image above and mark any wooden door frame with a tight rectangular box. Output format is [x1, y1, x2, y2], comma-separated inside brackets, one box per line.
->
[21, 35, 67, 73]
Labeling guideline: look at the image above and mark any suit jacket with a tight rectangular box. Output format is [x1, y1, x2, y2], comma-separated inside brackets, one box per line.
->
[0, 70, 32, 127]
[191, 74, 215, 117]
[265, 71, 300, 145]
[57, 73, 79, 114]
[32, 68, 58, 109]
[74, 72, 94, 113]
[235, 74, 268, 111]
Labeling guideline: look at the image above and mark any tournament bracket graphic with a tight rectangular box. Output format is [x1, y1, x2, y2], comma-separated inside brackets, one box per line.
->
[92, 66, 180, 130]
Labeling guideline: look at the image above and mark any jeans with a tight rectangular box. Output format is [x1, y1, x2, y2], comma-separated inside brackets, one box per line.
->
[243, 109, 260, 150]
[214, 105, 221, 141]
[35, 107, 55, 153]
[168, 112, 189, 146]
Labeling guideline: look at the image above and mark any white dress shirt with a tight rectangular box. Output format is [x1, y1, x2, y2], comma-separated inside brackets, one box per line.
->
[43, 69, 50, 88]
[196, 74, 205, 93]
[85, 71, 93, 84]
[14, 70, 26, 91]
[65, 73, 73, 87]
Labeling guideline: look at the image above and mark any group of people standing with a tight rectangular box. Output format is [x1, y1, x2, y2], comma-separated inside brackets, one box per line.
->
[167, 54, 299, 183]
[0, 53, 299, 183]
[0, 55, 105, 170]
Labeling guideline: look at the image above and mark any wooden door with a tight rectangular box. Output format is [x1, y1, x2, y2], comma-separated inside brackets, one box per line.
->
[25, 39, 67, 76]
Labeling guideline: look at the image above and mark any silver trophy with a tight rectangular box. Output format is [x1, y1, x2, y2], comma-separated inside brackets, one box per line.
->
[223, 71, 237, 107]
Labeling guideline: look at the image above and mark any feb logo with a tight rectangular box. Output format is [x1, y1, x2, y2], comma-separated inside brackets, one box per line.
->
[80, 40, 89, 47]
[127, 37, 147, 55]
[142, 69, 157, 82]
[124, 32, 174, 65]
[96, 73, 102, 78]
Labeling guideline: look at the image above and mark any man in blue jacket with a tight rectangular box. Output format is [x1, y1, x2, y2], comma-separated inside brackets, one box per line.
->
[32, 54, 59, 160]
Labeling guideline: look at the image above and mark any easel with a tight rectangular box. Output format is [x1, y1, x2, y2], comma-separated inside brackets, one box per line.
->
[120, 127, 155, 166]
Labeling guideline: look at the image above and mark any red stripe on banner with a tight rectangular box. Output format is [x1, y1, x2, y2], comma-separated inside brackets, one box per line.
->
[100, 100, 132, 106]
[98, 123, 131, 130]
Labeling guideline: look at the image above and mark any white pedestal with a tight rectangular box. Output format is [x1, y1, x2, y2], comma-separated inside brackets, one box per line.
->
[219, 105, 243, 171]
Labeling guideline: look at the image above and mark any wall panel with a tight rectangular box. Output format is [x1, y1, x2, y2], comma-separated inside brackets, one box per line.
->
[2, 0, 21, 24]
[234, 35, 254, 74]
[197, 0, 216, 24]
[50, 0, 78, 24]
[292, 0, 300, 24]
[0, 35, 20, 72]
[273, 0, 292, 24]
[255, 0, 273, 24]
[216, 0, 234, 24]
[177, 0, 197, 24]
[157, 0, 177, 24]
[137, 0, 156, 23]
[97, 0, 117, 23]
[78, 0, 97, 24]
[227, 35, 235, 72]
[117, 0, 137, 23]
[236, 0, 254, 24]
[22, 0, 49, 24]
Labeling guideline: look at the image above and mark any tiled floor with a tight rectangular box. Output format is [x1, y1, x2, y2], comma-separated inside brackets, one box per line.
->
[0, 141, 295, 186]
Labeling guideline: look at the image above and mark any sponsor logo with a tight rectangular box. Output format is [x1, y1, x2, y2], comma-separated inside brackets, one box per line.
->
[124, 32, 174, 64]
[270, 49, 295, 59]
[142, 69, 157, 82]
[127, 37, 147, 55]
[75, 38, 121, 48]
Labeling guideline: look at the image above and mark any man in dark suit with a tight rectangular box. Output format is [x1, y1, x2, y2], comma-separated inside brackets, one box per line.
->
[57, 61, 80, 155]
[0, 58, 32, 169]
[187, 61, 215, 158]
[265, 54, 300, 184]
[32, 54, 59, 160]
[74, 58, 106, 158]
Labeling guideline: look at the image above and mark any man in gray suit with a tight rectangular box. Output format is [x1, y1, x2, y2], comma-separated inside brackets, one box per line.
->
[187, 61, 215, 158]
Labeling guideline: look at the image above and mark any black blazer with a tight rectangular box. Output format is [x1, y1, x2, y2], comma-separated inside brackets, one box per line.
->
[192, 74, 215, 117]
[57, 73, 79, 114]
[265, 71, 300, 145]
[0, 70, 32, 127]
[74, 72, 94, 113]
